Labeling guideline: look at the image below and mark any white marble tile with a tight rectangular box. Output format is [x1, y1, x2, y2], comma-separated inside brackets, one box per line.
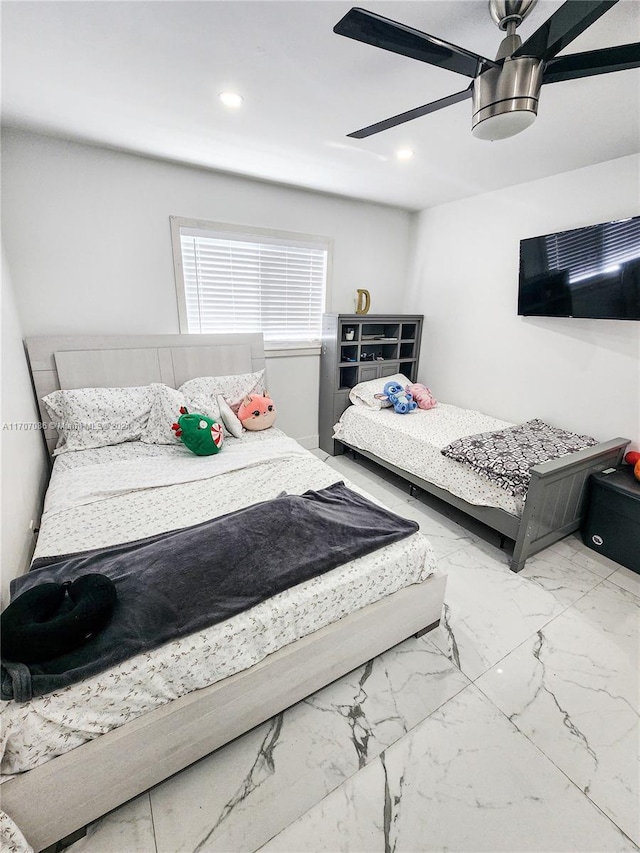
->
[324, 454, 413, 506]
[308, 448, 329, 462]
[344, 473, 410, 509]
[151, 635, 468, 853]
[392, 499, 477, 560]
[545, 533, 622, 579]
[429, 541, 567, 681]
[336, 452, 402, 484]
[519, 546, 606, 608]
[260, 685, 635, 853]
[608, 565, 640, 599]
[322, 454, 367, 479]
[67, 794, 155, 853]
[477, 580, 640, 846]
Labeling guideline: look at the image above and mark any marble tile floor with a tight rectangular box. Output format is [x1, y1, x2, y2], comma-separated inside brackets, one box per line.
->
[68, 450, 639, 853]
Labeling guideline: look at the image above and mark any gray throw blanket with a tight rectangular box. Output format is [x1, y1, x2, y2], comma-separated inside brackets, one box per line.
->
[1, 482, 418, 702]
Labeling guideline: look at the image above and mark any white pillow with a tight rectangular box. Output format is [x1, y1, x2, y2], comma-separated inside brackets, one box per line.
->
[42, 386, 153, 454]
[217, 394, 244, 438]
[348, 373, 412, 410]
[141, 384, 221, 445]
[180, 369, 266, 414]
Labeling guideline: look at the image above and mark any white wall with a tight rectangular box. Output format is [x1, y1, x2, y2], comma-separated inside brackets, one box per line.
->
[1, 247, 50, 605]
[1, 128, 413, 443]
[405, 154, 640, 445]
[4, 129, 637, 460]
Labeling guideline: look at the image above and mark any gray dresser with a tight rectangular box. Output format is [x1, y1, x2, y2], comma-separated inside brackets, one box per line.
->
[319, 313, 423, 455]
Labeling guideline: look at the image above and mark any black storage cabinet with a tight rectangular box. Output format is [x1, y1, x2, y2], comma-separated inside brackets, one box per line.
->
[582, 466, 640, 573]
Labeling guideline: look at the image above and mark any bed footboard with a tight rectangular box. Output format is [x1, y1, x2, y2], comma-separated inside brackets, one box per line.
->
[2, 574, 446, 853]
[510, 437, 629, 572]
[338, 436, 629, 573]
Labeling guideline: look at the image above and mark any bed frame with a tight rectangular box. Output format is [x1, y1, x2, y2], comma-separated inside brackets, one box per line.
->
[336, 433, 629, 573]
[3, 333, 446, 853]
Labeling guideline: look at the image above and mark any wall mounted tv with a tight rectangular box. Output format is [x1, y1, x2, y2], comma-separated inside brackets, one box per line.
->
[518, 216, 640, 320]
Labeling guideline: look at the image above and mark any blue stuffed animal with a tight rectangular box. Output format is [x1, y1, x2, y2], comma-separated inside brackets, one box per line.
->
[375, 381, 418, 414]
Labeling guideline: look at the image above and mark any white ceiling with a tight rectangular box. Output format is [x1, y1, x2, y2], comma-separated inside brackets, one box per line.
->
[2, 0, 639, 210]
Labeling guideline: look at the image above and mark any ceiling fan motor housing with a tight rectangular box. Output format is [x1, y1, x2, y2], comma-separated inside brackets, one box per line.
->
[472, 56, 543, 139]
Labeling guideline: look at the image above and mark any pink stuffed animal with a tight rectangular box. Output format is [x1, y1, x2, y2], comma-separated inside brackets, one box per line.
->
[405, 383, 437, 410]
[237, 392, 277, 431]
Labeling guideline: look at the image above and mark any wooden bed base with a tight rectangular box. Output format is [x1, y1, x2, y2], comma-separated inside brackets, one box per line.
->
[1, 574, 445, 852]
[336, 437, 629, 572]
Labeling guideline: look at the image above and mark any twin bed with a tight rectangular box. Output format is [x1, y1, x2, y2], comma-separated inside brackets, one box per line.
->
[1, 334, 445, 853]
[332, 381, 628, 572]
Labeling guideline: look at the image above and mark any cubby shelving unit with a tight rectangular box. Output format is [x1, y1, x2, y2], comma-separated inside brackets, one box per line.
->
[319, 313, 423, 454]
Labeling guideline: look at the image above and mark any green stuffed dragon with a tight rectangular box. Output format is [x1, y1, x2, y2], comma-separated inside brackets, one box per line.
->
[171, 406, 224, 456]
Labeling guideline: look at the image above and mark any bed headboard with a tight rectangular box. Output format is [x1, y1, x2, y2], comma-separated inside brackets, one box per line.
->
[24, 333, 265, 458]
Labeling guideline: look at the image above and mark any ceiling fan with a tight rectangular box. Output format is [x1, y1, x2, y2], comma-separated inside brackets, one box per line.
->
[334, 0, 640, 141]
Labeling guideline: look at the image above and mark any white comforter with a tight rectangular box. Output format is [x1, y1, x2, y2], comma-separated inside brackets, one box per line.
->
[1, 430, 436, 775]
[333, 404, 523, 516]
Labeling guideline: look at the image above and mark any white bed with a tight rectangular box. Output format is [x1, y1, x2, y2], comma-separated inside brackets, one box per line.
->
[333, 400, 628, 572]
[2, 430, 436, 776]
[1, 334, 446, 853]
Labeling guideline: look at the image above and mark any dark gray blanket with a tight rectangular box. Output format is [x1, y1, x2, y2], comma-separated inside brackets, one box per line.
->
[1, 482, 418, 702]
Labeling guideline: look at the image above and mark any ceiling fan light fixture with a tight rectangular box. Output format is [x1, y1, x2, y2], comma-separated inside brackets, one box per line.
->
[472, 108, 536, 140]
[471, 56, 543, 141]
[218, 91, 244, 109]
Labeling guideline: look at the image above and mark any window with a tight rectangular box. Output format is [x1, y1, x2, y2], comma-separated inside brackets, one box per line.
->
[171, 217, 329, 346]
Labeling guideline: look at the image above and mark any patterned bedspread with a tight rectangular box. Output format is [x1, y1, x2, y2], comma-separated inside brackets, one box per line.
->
[441, 419, 598, 496]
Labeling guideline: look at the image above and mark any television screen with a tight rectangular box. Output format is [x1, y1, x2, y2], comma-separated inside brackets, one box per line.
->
[518, 216, 640, 320]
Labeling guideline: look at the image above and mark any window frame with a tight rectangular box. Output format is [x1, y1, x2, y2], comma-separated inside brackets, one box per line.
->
[170, 216, 332, 350]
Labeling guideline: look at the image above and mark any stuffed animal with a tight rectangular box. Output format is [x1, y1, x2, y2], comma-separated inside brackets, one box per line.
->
[375, 381, 417, 414]
[406, 383, 437, 410]
[238, 393, 277, 431]
[171, 407, 224, 456]
[625, 450, 640, 481]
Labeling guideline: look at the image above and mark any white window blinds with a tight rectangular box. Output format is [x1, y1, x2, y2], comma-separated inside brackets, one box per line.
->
[176, 223, 328, 344]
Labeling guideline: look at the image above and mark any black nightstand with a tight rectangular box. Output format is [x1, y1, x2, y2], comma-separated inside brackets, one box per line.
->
[582, 466, 640, 573]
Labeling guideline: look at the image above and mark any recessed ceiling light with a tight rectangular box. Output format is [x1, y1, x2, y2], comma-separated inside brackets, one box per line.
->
[219, 92, 244, 109]
[395, 148, 414, 160]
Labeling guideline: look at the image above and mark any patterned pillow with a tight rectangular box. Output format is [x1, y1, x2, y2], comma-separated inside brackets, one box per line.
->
[42, 386, 153, 454]
[179, 370, 266, 414]
[349, 374, 412, 410]
[441, 418, 598, 496]
[141, 384, 221, 446]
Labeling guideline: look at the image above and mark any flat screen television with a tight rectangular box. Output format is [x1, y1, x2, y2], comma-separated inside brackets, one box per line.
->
[518, 215, 640, 320]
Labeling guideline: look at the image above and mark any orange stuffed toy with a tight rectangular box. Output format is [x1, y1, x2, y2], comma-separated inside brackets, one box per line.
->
[624, 450, 640, 482]
[238, 392, 277, 431]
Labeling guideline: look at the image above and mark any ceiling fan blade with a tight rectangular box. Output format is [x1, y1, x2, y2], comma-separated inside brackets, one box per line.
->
[543, 43, 640, 83]
[347, 87, 473, 139]
[334, 8, 498, 78]
[513, 0, 619, 61]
